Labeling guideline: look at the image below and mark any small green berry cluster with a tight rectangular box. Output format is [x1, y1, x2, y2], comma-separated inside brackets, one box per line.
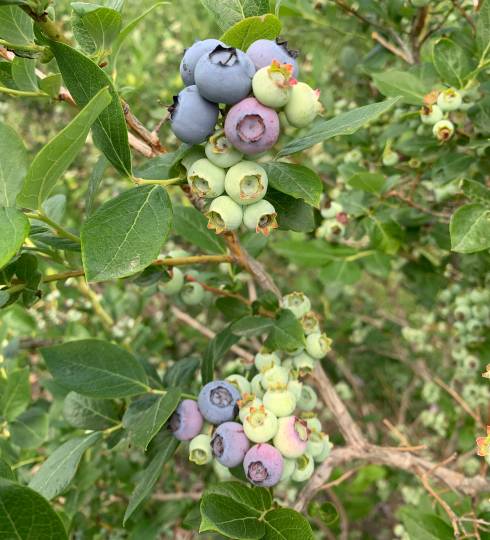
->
[315, 200, 348, 242]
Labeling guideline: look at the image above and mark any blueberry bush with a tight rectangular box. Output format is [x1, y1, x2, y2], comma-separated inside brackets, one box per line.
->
[0, 0, 490, 538]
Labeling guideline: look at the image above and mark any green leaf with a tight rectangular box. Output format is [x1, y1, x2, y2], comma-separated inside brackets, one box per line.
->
[266, 189, 315, 232]
[0, 368, 30, 421]
[0, 458, 15, 481]
[263, 508, 315, 539]
[163, 357, 200, 389]
[221, 14, 281, 50]
[123, 388, 181, 450]
[319, 260, 362, 285]
[17, 86, 112, 209]
[29, 432, 101, 500]
[73, 6, 122, 55]
[201, 0, 269, 31]
[134, 146, 191, 180]
[123, 431, 179, 524]
[41, 339, 149, 398]
[278, 98, 400, 156]
[461, 178, 490, 205]
[174, 206, 226, 254]
[85, 155, 108, 215]
[50, 40, 132, 176]
[81, 185, 172, 282]
[477, 0, 490, 59]
[11, 57, 37, 91]
[0, 479, 68, 539]
[367, 216, 403, 255]
[63, 391, 120, 430]
[10, 407, 49, 448]
[348, 172, 386, 194]
[0, 207, 29, 268]
[231, 316, 274, 337]
[0, 6, 33, 44]
[450, 203, 490, 253]
[262, 163, 322, 207]
[371, 71, 428, 105]
[205, 481, 273, 512]
[400, 509, 453, 540]
[38, 73, 62, 98]
[272, 239, 337, 266]
[432, 38, 473, 88]
[201, 326, 239, 385]
[265, 309, 305, 352]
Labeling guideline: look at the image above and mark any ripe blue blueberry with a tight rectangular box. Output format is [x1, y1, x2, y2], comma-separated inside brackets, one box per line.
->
[211, 421, 251, 467]
[224, 97, 280, 155]
[243, 443, 284, 487]
[246, 38, 299, 78]
[197, 380, 241, 424]
[169, 86, 219, 144]
[169, 399, 204, 441]
[194, 45, 256, 105]
[180, 39, 224, 86]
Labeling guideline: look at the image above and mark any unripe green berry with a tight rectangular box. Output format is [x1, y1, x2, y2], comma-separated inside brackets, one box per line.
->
[284, 82, 321, 128]
[420, 104, 443, 125]
[255, 352, 281, 373]
[238, 393, 263, 423]
[242, 405, 279, 443]
[306, 430, 325, 457]
[262, 365, 289, 389]
[207, 195, 243, 233]
[181, 146, 206, 170]
[189, 434, 213, 465]
[252, 61, 296, 109]
[314, 435, 333, 462]
[181, 281, 205, 305]
[282, 292, 311, 319]
[224, 161, 268, 205]
[280, 458, 297, 481]
[251, 374, 265, 398]
[433, 119, 455, 141]
[213, 459, 233, 480]
[297, 385, 317, 411]
[263, 386, 296, 417]
[321, 201, 343, 219]
[382, 148, 399, 166]
[243, 200, 278, 236]
[187, 158, 225, 198]
[205, 130, 243, 168]
[437, 88, 462, 111]
[287, 379, 303, 400]
[292, 453, 314, 481]
[304, 415, 322, 433]
[343, 148, 362, 163]
[305, 332, 332, 360]
[292, 352, 316, 372]
[300, 311, 321, 335]
[161, 267, 184, 295]
[226, 374, 251, 396]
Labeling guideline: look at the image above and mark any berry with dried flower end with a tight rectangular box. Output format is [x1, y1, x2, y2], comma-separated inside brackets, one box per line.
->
[225, 374, 251, 396]
[206, 195, 243, 233]
[224, 97, 280, 155]
[284, 82, 321, 128]
[437, 88, 462, 112]
[321, 201, 343, 219]
[161, 267, 184, 295]
[225, 161, 268, 205]
[273, 416, 309, 458]
[300, 311, 320, 335]
[238, 393, 263, 422]
[197, 380, 241, 425]
[180, 39, 224, 86]
[243, 200, 278, 236]
[297, 385, 318, 411]
[194, 45, 256, 105]
[246, 38, 299, 78]
[243, 405, 279, 442]
[243, 443, 284, 487]
[251, 374, 265, 398]
[169, 86, 219, 144]
[263, 386, 296, 417]
[205, 130, 243, 168]
[303, 415, 322, 433]
[433, 119, 455, 142]
[292, 351, 316, 372]
[280, 458, 297, 482]
[189, 434, 213, 465]
[254, 351, 281, 373]
[187, 158, 225, 198]
[252, 61, 297, 109]
[282, 292, 311, 319]
[305, 332, 332, 359]
[382, 148, 399, 167]
[291, 453, 314, 482]
[211, 421, 251, 467]
[169, 399, 204, 441]
[307, 430, 326, 458]
[420, 104, 443, 125]
[287, 379, 303, 400]
[181, 281, 205, 305]
[262, 365, 289, 389]
[314, 435, 333, 463]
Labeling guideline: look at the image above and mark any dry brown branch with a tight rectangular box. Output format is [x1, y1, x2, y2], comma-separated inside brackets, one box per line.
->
[371, 31, 414, 64]
[434, 376, 484, 427]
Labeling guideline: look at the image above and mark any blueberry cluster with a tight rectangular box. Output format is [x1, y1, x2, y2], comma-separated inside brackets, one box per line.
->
[168, 292, 332, 488]
[315, 200, 348, 242]
[169, 38, 321, 235]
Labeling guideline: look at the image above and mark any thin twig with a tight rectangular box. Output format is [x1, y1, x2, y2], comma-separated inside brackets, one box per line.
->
[371, 32, 414, 64]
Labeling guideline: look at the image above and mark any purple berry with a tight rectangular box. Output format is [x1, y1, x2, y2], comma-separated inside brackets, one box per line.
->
[169, 85, 219, 144]
[246, 38, 299, 78]
[224, 97, 280, 155]
[211, 421, 250, 467]
[243, 443, 284, 487]
[194, 45, 256, 105]
[180, 39, 224, 86]
[169, 399, 204, 441]
[198, 380, 241, 425]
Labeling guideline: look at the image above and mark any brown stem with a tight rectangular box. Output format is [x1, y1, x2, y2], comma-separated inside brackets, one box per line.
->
[371, 31, 414, 64]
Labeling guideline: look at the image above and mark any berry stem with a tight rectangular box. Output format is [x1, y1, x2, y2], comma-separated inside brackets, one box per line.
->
[0, 39, 46, 54]
[132, 176, 185, 186]
[25, 212, 81, 243]
[0, 86, 49, 98]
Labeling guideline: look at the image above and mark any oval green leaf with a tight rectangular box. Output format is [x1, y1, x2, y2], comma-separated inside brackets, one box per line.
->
[221, 14, 281, 50]
[0, 207, 29, 268]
